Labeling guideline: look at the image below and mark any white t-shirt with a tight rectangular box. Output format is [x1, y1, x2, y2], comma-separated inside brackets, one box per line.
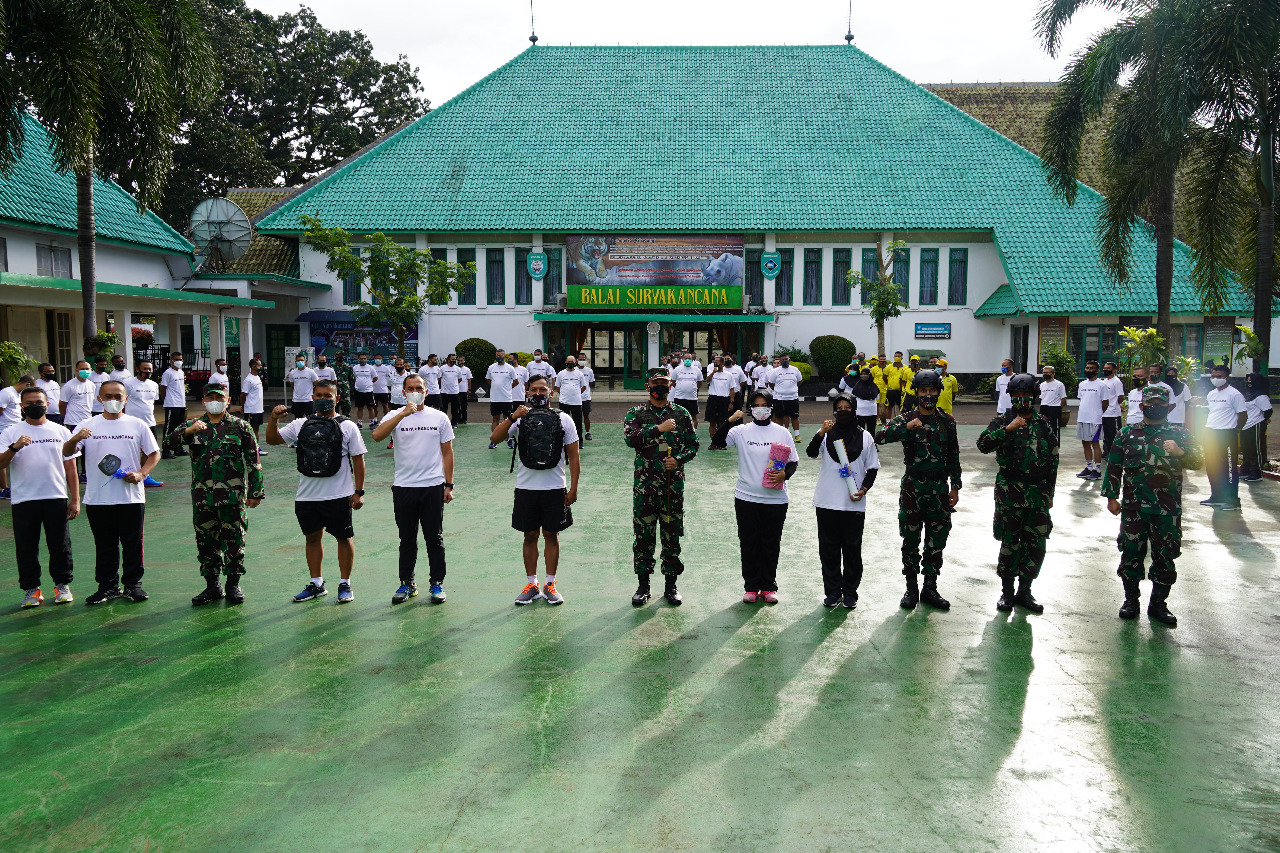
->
[287, 367, 319, 403]
[36, 378, 61, 409]
[439, 364, 461, 395]
[729, 365, 748, 391]
[855, 395, 878, 417]
[122, 377, 159, 425]
[372, 363, 394, 393]
[1245, 393, 1273, 429]
[240, 374, 264, 414]
[509, 412, 578, 490]
[207, 370, 231, 391]
[671, 365, 702, 400]
[995, 373, 1011, 414]
[511, 364, 529, 401]
[89, 370, 110, 412]
[389, 370, 409, 405]
[1165, 382, 1193, 424]
[389, 406, 455, 487]
[1, 420, 76, 503]
[0, 386, 23, 429]
[277, 416, 367, 501]
[1076, 378, 1111, 424]
[418, 364, 441, 394]
[59, 378, 96, 425]
[580, 365, 596, 401]
[78, 413, 160, 506]
[458, 366, 472, 392]
[725, 420, 800, 504]
[555, 368, 586, 405]
[314, 366, 337, 382]
[1126, 382, 1174, 425]
[1039, 379, 1067, 406]
[1103, 376, 1125, 417]
[1205, 384, 1247, 430]
[812, 431, 880, 512]
[751, 364, 769, 387]
[769, 366, 804, 400]
[485, 363, 516, 403]
[527, 360, 556, 381]
[160, 367, 186, 407]
[109, 368, 131, 383]
[706, 368, 734, 398]
[351, 364, 377, 393]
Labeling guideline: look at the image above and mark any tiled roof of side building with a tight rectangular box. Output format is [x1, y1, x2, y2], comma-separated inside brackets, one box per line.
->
[223, 188, 301, 277]
[0, 114, 192, 255]
[255, 44, 1250, 315]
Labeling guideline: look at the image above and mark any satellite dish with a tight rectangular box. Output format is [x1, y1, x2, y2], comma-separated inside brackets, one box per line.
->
[189, 198, 252, 272]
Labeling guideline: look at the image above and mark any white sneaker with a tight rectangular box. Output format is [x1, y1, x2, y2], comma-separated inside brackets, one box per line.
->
[53, 584, 73, 604]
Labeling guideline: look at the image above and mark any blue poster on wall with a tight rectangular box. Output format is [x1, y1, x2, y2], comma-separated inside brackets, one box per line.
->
[915, 323, 952, 340]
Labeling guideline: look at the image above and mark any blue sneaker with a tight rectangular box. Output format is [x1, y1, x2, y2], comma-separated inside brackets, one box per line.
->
[0, 488, 10, 500]
[293, 580, 327, 602]
[143, 475, 163, 488]
[337, 582, 354, 604]
[392, 582, 417, 605]
[429, 583, 446, 603]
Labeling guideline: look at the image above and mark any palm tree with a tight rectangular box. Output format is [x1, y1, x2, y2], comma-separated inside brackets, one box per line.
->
[0, 0, 216, 348]
[1036, 0, 1204, 345]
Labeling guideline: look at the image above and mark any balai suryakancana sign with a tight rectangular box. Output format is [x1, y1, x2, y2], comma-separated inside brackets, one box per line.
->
[565, 234, 744, 311]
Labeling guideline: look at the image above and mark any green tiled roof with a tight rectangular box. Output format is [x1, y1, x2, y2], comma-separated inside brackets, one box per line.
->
[0, 114, 193, 255]
[0, 272, 273, 308]
[256, 45, 1250, 316]
[974, 283, 1023, 318]
[222, 188, 300, 276]
[194, 271, 330, 291]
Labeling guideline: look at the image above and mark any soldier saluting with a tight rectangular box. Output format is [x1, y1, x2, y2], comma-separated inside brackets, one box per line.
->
[977, 373, 1059, 614]
[168, 384, 265, 606]
[623, 367, 699, 606]
[1100, 385, 1202, 627]
[875, 369, 960, 610]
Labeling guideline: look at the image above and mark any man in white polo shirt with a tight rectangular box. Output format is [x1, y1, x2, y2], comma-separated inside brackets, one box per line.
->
[485, 349, 518, 448]
[1, 385, 79, 607]
[1101, 360, 1125, 454]
[671, 356, 703, 429]
[1074, 360, 1114, 480]
[59, 360, 96, 480]
[88, 355, 110, 413]
[123, 360, 164, 487]
[239, 358, 267, 455]
[373, 373, 454, 605]
[287, 354, 319, 419]
[1038, 364, 1068, 442]
[208, 358, 231, 394]
[526, 350, 556, 384]
[576, 351, 596, 441]
[456, 356, 473, 425]
[372, 355, 394, 423]
[704, 355, 735, 448]
[418, 353, 443, 411]
[63, 379, 161, 605]
[439, 353, 462, 426]
[554, 356, 586, 443]
[995, 359, 1013, 415]
[159, 352, 188, 458]
[1202, 364, 1247, 510]
[35, 363, 61, 423]
[350, 352, 377, 428]
[768, 355, 804, 440]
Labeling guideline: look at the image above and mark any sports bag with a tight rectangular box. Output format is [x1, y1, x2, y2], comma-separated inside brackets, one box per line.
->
[296, 415, 349, 478]
[510, 407, 565, 472]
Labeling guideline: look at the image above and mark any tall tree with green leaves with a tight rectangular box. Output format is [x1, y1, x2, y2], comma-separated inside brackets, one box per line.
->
[0, 0, 216, 348]
[303, 216, 476, 358]
[1036, 0, 1203, 345]
[848, 239, 908, 357]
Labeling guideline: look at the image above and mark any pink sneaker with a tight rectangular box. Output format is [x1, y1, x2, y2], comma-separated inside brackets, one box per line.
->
[761, 590, 779, 604]
[742, 591, 758, 603]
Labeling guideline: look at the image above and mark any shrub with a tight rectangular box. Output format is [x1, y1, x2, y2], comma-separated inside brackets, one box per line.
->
[456, 337, 496, 370]
[513, 351, 534, 366]
[774, 343, 810, 363]
[791, 361, 813, 383]
[0, 340, 37, 385]
[975, 374, 998, 397]
[1039, 344, 1078, 395]
[809, 335, 856, 379]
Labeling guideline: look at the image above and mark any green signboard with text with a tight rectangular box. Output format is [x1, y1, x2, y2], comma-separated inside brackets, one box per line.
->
[565, 234, 744, 312]
[568, 284, 742, 309]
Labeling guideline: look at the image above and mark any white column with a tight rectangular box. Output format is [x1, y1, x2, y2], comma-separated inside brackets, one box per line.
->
[504, 246, 516, 309]
[475, 245, 487, 309]
[212, 310, 227, 361]
[821, 247, 833, 311]
[239, 311, 255, 380]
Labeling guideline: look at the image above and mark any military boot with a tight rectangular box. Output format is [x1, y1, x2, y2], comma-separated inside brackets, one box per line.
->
[664, 575, 682, 606]
[900, 572, 920, 610]
[631, 575, 652, 607]
[225, 573, 245, 606]
[920, 575, 951, 610]
[996, 576, 1016, 612]
[1013, 577, 1043, 614]
[1118, 579, 1141, 620]
[1148, 582, 1178, 627]
[191, 579, 224, 607]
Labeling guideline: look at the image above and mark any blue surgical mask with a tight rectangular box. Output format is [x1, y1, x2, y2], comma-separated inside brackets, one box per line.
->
[1001, 366, 1010, 374]
[295, 361, 305, 369]
[78, 369, 91, 380]
[683, 359, 692, 367]
[373, 359, 382, 365]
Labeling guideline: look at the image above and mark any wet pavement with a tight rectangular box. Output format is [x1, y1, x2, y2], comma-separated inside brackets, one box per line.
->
[1, 413, 1277, 851]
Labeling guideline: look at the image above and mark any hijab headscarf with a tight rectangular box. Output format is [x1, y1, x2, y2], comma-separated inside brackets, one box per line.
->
[1244, 372, 1267, 402]
[826, 392, 866, 463]
[848, 371, 880, 402]
[1163, 367, 1185, 397]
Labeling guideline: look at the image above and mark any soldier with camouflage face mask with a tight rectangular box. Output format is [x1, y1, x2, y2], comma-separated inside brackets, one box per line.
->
[1100, 385, 1203, 627]
[168, 384, 265, 607]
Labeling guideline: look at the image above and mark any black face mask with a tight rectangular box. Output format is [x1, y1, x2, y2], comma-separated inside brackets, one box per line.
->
[1085, 370, 1097, 378]
[318, 362, 327, 368]
[41, 372, 55, 381]
[649, 385, 670, 401]
[918, 395, 938, 411]
[138, 371, 152, 380]
[1012, 398, 1035, 413]
[833, 409, 855, 424]
[22, 403, 46, 420]
[527, 392, 550, 408]
[1142, 404, 1169, 422]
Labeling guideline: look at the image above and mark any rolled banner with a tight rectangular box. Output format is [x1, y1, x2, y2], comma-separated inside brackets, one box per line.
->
[831, 438, 862, 499]
[763, 442, 791, 489]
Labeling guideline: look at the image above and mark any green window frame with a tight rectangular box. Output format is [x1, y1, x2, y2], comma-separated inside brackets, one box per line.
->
[745, 249, 764, 308]
[802, 249, 822, 305]
[831, 249, 852, 305]
[342, 247, 362, 305]
[457, 248, 476, 304]
[919, 249, 939, 305]
[860, 248, 877, 306]
[893, 247, 910, 304]
[486, 248, 505, 305]
[948, 248, 968, 305]
[515, 248, 533, 305]
[775, 248, 794, 305]
[543, 248, 562, 305]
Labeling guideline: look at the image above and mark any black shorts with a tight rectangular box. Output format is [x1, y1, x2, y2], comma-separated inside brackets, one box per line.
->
[705, 395, 731, 422]
[886, 390, 902, 408]
[512, 488, 573, 533]
[295, 497, 354, 539]
[290, 401, 314, 417]
[248, 412, 264, 428]
[775, 399, 800, 418]
[490, 401, 514, 418]
[581, 399, 592, 415]
[375, 392, 391, 406]
[674, 397, 699, 416]
[352, 391, 375, 408]
[427, 394, 443, 410]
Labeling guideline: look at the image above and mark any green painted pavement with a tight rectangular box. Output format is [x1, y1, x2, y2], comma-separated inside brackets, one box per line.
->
[2, 418, 1279, 852]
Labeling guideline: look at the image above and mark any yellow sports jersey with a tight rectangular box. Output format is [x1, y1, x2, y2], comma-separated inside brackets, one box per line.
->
[884, 364, 909, 390]
[938, 373, 960, 414]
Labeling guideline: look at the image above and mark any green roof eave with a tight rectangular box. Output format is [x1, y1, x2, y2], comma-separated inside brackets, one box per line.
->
[0, 216, 194, 258]
[534, 313, 774, 323]
[974, 283, 1022, 318]
[0, 272, 274, 308]
[195, 272, 331, 291]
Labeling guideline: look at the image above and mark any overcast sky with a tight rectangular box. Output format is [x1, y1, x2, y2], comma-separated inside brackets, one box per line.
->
[248, 0, 1123, 107]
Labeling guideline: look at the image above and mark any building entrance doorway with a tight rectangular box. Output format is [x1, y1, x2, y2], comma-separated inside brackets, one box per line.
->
[544, 323, 647, 389]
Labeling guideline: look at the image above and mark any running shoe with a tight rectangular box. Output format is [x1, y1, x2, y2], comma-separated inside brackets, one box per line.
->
[506, 438, 516, 449]
[337, 582, 354, 603]
[143, 475, 164, 488]
[742, 591, 759, 604]
[293, 580, 327, 602]
[387, 441, 394, 450]
[761, 590, 780, 604]
[0, 488, 10, 500]
[488, 442, 498, 450]
[842, 593, 858, 609]
[429, 583, 446, 603]
[123, 585, 149, 602]
[585, 432, 593, 441]
[21, 588, 42, 608]
[515, 582, 544, 605]
[543, 581, 563, 605]
[258, 449, 269, 456]
[822, 594, 841, 608]
[78, 472, 87, 484]
[86, 585, 123, 606]
[53, 584, 73, 604]
[392, 582, 417, 605]
[1075, 467, 1092, 478]
[1217, 503, 1241, 512]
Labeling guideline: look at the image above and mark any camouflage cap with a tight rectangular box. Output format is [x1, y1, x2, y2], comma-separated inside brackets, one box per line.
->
[1141, 385, 1170, 405]
[202, 384, 228, 397]
[647, 367, 670, 379]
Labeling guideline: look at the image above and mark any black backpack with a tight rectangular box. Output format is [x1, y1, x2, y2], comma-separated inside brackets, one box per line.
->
[296, 415, 349, 478]
[510, 407, 565, 472]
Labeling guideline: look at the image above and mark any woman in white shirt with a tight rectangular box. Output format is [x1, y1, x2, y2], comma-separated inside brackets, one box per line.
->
[1241, 372, 1272, 480]
[805, 394, 880, 609]
[712, 389, 800, 604]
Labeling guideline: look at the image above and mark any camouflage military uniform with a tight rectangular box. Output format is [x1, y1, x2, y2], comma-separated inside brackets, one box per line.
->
[977, 409, 1060, 579]
[623, 401, 699, 576]
[334, 358, 354, 416]
[167, 414, 265, 580]
[876, 410, 962, 576]
[1100, 418, 1202, 585]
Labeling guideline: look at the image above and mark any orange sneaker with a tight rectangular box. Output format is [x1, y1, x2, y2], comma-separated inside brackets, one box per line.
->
[22, 588, 43, 608]
[515, 582, 544, 605]
[543, 581, 563, 605]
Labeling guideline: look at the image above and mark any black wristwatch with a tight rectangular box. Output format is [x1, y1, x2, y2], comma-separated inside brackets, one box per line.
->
[8, 443, 19, 453]
[444, 482, 454, 489]
[353, 489, 365, 496]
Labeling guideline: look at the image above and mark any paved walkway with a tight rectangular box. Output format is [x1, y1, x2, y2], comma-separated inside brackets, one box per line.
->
[1, 419, 1277, 851]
